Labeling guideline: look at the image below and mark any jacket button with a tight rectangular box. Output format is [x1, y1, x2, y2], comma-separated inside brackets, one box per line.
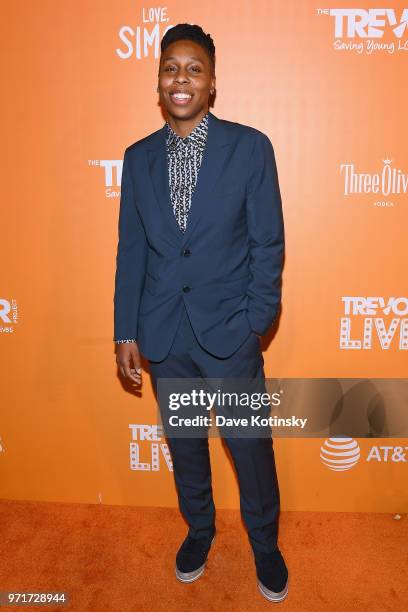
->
[182, 285, 191, 293]
[182, 248, 191, 257]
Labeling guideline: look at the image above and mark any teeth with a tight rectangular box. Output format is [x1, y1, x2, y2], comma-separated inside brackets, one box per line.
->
[172, 93, 192, 99]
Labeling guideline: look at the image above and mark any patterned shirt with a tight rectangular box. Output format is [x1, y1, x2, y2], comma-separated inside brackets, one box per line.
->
[115, 111, 209, 344]
[166, 111, 209, 233]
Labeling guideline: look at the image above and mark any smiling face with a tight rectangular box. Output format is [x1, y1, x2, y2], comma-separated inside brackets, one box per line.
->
[158, 39, 216, 125]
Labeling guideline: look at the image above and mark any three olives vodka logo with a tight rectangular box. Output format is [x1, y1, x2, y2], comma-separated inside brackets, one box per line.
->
[340, 159, 408, 207]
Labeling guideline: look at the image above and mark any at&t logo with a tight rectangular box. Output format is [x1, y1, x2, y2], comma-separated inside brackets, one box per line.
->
[320, 437, 361, 471]
[320, 437, 408, 471]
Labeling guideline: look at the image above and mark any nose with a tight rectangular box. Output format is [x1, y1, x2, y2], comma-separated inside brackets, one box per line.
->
[174, 68, 189, 84]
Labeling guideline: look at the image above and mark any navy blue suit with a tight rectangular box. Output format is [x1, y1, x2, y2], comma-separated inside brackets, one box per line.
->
[114, 111, 284, 555]
[113, 111, 284, 360]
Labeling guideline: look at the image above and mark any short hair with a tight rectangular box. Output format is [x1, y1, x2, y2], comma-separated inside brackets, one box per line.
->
[160, 23, 216, 71]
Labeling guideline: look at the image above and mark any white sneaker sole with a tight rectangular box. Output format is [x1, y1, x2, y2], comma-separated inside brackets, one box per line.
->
[175, 534, 216, 583]
[257, 575, 289, 602]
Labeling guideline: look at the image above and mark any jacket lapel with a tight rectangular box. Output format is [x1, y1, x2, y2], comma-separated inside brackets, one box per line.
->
[146, 124, 182, 243]
[146, 111, 233, 246]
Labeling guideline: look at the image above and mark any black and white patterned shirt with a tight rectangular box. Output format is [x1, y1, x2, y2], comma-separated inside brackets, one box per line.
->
[115, 111, 209, 344]
[166, 111, 209, 233]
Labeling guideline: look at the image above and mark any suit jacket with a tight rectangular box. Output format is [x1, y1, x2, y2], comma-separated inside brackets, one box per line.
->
[113, 111, 285, 361]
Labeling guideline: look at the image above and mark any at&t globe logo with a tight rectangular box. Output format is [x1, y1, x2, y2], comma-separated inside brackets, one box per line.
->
[320, 437, 361, 471]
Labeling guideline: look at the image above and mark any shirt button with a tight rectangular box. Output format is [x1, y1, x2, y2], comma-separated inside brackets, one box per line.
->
[182, 285, 191, 293]
[182, 248, 191, 257]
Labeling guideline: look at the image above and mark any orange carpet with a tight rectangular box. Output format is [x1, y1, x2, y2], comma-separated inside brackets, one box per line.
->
[0, 499, 406, 611]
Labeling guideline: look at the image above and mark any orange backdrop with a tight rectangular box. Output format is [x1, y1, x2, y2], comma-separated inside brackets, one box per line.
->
[1, 0, 407, 512]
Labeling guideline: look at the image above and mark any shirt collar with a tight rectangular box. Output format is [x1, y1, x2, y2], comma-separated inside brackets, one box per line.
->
[166, 111, 209, 153]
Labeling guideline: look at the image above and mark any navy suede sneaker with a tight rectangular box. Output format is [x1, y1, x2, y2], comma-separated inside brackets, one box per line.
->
[255, 548, 289, 602]
[175, 529, 216, 583]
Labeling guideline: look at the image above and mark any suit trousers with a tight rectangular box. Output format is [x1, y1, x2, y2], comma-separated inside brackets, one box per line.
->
[148, 301, 281, 554]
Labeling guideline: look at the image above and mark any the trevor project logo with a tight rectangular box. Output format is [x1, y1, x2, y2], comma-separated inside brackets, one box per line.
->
[129, 424, 173, 472]
[340, 297, 408, 350]
[88, 159, 122, 198]
[0, 298, 18, 335]
[317, 8, 408, 54]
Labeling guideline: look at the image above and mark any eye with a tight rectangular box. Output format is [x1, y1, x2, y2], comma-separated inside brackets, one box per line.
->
[191, 66, 201, 72]
[164, 66, 176, 72]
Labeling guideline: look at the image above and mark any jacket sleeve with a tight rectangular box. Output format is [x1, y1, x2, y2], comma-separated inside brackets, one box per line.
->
[245, 132, 285, 336]
[113, 147, 148, 342]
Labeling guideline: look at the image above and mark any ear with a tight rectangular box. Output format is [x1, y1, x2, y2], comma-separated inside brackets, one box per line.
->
[211, 76, 216, 93]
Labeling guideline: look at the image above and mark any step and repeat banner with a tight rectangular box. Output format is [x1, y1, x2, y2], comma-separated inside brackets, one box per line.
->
[1, 1, 407, 512]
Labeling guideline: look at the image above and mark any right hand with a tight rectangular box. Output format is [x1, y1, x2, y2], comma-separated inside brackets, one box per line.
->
[116, 342, 142, 385]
